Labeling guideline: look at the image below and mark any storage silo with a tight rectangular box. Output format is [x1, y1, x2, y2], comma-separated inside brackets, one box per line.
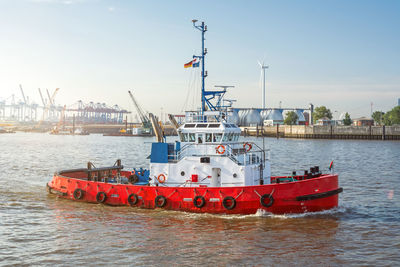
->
[227, 109, 240, 125]
[295, 109, 306, 125]
[239, 109, 248, 126]
[244, 109, 262, 126]
[266, 109, 284, 125]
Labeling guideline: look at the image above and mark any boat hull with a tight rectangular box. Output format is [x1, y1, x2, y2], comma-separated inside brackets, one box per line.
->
[47, 171, 341, 215]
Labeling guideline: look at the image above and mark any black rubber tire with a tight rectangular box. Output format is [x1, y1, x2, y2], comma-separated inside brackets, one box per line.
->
[260, 194, 274, 208]
[128, 193, 139, 206]
[155, 195, 167, 208]
[73, 188, 84, 200]
[193, 195, 206, 208]
[222, 196, 236, 210]
[96, 191, 107, 203]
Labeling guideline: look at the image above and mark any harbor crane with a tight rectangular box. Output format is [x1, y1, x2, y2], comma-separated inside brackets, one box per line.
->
[19, 84, 27, 104]
[36, 88, 60, 129]
[128, 90, 152, 132]
[38, 88, 46, 107]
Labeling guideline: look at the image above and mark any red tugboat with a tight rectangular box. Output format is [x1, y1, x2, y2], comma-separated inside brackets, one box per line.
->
[47, 20, 342, 215]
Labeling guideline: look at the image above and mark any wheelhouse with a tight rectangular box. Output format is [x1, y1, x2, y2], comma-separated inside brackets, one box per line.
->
[178, 122, 241, 144]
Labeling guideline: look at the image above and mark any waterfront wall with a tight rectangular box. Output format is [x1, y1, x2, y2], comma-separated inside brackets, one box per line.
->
[242, 125, 400, 140]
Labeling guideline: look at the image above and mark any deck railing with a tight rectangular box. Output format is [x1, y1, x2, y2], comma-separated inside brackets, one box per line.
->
[170, 142, 269, 166]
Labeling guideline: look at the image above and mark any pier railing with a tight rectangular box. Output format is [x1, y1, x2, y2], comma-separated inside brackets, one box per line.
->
[241, 125, 400, 140]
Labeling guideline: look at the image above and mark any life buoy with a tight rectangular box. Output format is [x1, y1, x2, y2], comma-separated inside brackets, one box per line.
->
[155, 195, 167, 208]
[216, 145, 226, 154]
[131, 170, 136, 175]
[193, 195, 206, 208]
[127, 193, 139, 205]
[260, 194, 274, 208]
[222, 196, 236, 210]
[243, 142, 252, 152]
[157, 174, 166, 183]
[73, 188, 84, 200]
[96, 191, 107, 203]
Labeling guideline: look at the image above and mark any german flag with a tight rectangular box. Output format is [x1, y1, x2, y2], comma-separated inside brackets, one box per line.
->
[184, 60, 194, 68]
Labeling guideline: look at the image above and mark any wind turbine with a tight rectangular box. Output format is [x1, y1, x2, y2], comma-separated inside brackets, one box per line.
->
[258, 61, 269, 109]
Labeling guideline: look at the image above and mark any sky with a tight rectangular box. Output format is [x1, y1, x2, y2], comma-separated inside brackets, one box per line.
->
[0, 0, 399, 120]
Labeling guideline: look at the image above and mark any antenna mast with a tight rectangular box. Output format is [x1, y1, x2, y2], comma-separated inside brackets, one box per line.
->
[192, 19, 207, 113]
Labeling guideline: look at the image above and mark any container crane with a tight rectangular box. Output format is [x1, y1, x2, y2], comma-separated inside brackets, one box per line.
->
[19, 84, 27, 104]
[38, 88, 46, 107]
[128, 90, 152, 133]
[36, 88, 60, 129]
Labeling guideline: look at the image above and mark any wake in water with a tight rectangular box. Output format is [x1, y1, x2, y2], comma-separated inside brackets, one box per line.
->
[162, 205, 349, 221]
[255, 205, 348, 219]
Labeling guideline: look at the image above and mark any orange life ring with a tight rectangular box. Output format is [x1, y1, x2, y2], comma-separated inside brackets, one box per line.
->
[216, 145, 226, 154]
[243, 142, 252, 152]
[157, 174, 166, 183]
[131, 170, 136, 175]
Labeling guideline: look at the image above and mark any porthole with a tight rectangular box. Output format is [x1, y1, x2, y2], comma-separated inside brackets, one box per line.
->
[181, 171, 185, 176]
[233, 173, 237, 178]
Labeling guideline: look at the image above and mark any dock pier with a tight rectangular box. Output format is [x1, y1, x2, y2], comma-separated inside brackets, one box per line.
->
[241, 125, 400, 140]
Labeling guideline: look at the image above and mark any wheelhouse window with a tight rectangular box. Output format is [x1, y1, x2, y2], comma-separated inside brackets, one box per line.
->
[197, 134, 203, 143]
[214, 133, 222, 142]
[179, 132, 188, 142]
[205, 133, 212, 142]
[228, 133, 234, 141]
[189, 133, 196, 142]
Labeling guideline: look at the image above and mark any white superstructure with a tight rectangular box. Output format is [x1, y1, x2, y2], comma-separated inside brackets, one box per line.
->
[149, 111, 270, 187]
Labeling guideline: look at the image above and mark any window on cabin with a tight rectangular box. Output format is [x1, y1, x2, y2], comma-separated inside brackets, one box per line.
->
[228, 133, 233, 141]
[234, 133, 240, 141]
[222, 134, 229, 142]
[205, 133, 212, 142]
[181, 133, 188, 142]
[189, 133, 195, 142]
[214, 133, 222, 142]
[197, 134, 203, 144]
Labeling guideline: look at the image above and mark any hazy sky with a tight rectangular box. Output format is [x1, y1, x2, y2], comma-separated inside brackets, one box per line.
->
[0, 0, 399, 119]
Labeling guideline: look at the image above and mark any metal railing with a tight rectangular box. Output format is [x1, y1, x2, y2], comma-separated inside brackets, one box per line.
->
[169, 142, 269, 166]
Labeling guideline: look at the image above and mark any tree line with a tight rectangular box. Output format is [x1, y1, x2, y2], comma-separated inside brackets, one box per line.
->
[283, 105, 400, 126]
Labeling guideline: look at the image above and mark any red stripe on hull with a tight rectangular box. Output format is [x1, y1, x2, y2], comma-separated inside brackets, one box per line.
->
[47, 173, 340, 215]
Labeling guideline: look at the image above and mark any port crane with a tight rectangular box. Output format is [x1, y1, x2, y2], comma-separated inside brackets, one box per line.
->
[35, 88, 59, 129]
[128, 90, 152, 133]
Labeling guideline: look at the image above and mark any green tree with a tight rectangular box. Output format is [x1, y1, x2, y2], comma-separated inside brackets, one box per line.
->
[372, 111, 385, 125]
[284, 111, 298, 125]
[383, 106, 400, 126]
[343, 112, 352, 126]
[313, 106, 332, 124]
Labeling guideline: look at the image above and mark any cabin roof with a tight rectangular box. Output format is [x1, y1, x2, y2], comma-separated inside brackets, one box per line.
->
[179, 122, 241, 133]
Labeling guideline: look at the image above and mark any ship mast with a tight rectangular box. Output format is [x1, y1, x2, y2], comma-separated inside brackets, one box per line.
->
[191, 20, 229, 118]
[192, 20, 207, 113]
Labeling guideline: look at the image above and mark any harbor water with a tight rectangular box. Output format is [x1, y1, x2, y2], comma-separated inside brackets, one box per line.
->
[0, 133, 399, 266]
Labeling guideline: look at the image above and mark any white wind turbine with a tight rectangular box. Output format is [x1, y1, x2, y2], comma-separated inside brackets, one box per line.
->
[258, 60, 269, 109]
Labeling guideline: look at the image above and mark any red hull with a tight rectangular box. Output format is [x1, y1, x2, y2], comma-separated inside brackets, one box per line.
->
[47, 170, 341, 215]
